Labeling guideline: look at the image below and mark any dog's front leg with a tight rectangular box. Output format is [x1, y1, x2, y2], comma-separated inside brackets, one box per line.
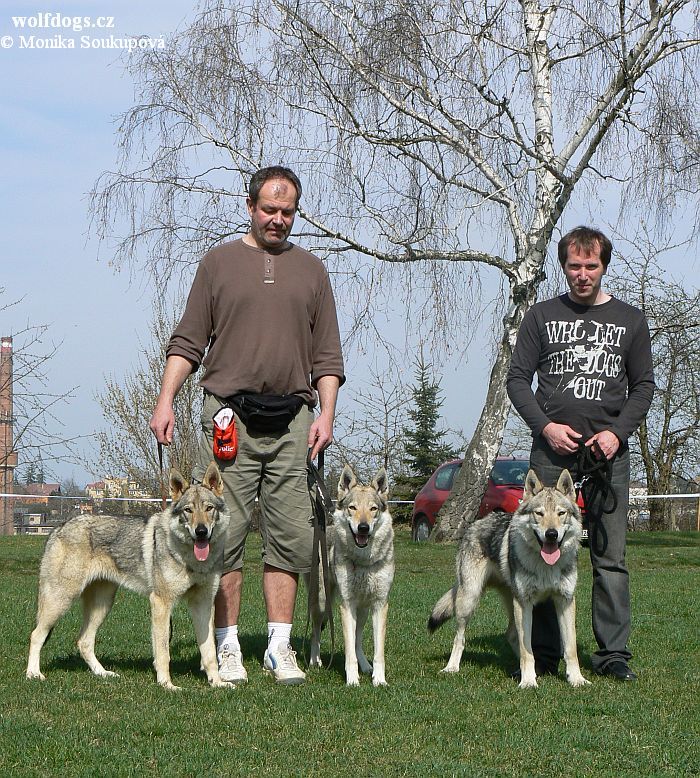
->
[370, 601, 389, 687]
[308, 575, 324, 669]
[186, 584, 234, 688]
[513, 599, 537, 688]
[339, 602, 360, 686]
[354, 606, 372, 675]
[150, 592, 180, 691]
[554, 595, 590, 688]
[498, 588, 519, 658]
[309, 614, 323, 669]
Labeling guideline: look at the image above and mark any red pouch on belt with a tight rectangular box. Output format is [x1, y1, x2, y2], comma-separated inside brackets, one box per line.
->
[212, 406, 238, 460]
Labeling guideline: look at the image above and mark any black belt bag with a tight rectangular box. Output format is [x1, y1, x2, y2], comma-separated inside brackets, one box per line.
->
[228, 392, 305, 433]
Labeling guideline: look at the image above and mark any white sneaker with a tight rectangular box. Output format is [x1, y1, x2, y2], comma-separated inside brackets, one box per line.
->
[263, 642, 306, 685]
[218, 647, 248, 684]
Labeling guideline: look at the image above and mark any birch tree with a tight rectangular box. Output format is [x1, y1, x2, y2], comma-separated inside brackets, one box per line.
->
[93, 0, 700, 539]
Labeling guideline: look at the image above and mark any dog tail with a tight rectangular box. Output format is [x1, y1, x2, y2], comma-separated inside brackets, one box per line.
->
[428, 587, 456, 633]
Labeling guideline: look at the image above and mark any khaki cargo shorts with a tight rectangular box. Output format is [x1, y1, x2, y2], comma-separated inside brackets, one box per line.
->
[193, 391, 315, 574]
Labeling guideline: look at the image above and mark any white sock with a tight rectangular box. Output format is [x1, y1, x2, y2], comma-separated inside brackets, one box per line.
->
[215, 625, 240, 655]
[267, 622, 292, 651]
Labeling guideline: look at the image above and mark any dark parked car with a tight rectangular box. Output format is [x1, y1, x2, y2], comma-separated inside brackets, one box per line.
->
[411, 457, 586, 542]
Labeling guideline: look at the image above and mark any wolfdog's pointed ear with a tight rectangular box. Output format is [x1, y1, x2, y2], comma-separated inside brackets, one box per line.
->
[523, 469, 543, 500]
[371, 468, 389, 501]
[556, 469, 576, 503]
[203, 461, 224, 497]
[169, 469, 188, 502]
[337, 464, 357, 501]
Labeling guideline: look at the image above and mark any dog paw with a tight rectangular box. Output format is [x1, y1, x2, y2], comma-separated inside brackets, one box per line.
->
[160, 680, 182, 691]
[518, 676, 538, 689]
[568, 674, 591, 687]
[210, 679, 237, 689]
[95, 670, 119, 678]
[26, 670, 45, 681]
[372, 678, 387, 687]
[440, 665, 460, 674]
[345, 676, 360, 687]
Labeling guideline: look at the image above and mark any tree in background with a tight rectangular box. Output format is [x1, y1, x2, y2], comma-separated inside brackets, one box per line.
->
[60, 478, 85, 498]
[92, 1, 700, 540]
[93, 303, 202, 495]
[398, 355, 461, 498]
[607, 232, 699, 530]
[327, 363, 410, 487]
[0, 298, 80, 484]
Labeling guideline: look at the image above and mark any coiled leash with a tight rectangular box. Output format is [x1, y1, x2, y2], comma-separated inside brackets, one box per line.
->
[575, 443, 618, 555]
[304, 449, 335, 668]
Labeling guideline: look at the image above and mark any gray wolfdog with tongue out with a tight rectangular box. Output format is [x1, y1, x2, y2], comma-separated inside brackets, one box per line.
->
[309, 464, 395, 687]
[26, 462, 233, 691]
[428, 469, 589, 688]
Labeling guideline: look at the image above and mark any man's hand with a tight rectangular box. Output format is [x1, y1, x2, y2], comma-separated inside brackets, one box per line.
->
[148, 356, 195, 446]
[309, 374, 340, 461]
[542, 422, 582, 455]
[150, 400, 176, 445]
[308, 413, 333, 461]
[585, 430, 620, 460]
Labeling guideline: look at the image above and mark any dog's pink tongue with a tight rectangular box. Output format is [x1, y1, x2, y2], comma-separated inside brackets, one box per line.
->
[541, 544, 561, 566]
[194, 540, 210, 562]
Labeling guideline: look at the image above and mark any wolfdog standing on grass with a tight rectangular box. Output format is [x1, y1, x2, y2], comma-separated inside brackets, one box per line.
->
[309, 464, 395, 686]
[429, 469, 590, 688]
[26, 462, 234, 690]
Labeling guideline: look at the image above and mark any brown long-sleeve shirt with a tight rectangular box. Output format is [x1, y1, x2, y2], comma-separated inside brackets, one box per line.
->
[167, 239, 345, 406]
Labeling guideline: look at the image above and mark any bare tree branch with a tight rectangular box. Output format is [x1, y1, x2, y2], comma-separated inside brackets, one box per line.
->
[90, 0, 700, 539]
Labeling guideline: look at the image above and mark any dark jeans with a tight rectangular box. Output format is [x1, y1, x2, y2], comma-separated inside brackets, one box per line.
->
[529, 438, 632, 671]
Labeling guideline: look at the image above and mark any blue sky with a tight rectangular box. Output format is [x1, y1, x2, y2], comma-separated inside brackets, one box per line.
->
[1, 2, 697, 488]
[0, 2, 197, 484]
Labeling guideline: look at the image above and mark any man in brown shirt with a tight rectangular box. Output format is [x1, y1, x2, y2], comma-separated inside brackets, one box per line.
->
[150, 166, 344, 685]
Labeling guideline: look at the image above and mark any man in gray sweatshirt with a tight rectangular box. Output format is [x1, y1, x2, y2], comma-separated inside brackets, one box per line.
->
[507, 226, 654, 682]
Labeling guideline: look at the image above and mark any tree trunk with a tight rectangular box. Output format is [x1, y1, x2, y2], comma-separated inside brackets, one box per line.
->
[434, 276, 536, 542]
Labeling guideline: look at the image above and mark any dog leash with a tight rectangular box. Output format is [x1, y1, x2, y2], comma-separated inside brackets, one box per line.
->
[575, 443, 618, 555]
[157, 442, 168, 511]
[304, 448, 335, 668]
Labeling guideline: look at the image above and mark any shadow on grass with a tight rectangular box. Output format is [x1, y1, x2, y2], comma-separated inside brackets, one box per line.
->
[44, 652, 220, 683]
[427, 632, 596, 679]
[37, 630, 281, 682]
[425, 632, 518, 676]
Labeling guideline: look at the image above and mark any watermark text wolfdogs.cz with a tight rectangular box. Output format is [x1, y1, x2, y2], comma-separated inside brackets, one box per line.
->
[2, 12, 165, 50]
[12, 13, 115, 32]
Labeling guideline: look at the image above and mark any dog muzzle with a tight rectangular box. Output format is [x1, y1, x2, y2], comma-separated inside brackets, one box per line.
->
[536, 529, 562, 566]
[352, 522, 371, 548]
[194, 524, 211, 562]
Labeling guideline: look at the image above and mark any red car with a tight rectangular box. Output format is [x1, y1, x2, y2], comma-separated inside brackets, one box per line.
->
[411, 457, 586, 542]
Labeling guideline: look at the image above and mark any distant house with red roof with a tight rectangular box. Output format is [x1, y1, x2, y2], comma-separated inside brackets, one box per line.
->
[21, 483, 61, 504]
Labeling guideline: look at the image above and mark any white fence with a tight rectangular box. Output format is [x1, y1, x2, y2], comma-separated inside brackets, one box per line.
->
[3, 490, 699, 534]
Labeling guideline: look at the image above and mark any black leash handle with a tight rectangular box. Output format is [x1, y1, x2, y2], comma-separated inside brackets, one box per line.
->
[575, 443, 618, 556]
[304, 448, 335, 668]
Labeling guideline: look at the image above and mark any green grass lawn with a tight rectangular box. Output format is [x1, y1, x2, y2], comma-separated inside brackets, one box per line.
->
[1, 530, 698, 777]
